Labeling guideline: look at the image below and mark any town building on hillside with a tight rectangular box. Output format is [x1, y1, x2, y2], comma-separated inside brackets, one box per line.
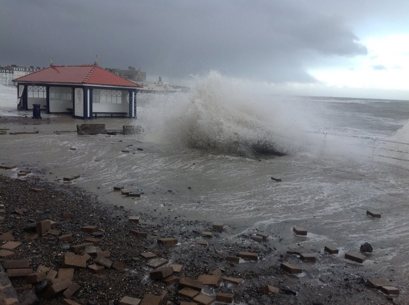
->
[107, 66, 146, 82]
[0, 65, 42, 86]
[13, 64, 140, 119]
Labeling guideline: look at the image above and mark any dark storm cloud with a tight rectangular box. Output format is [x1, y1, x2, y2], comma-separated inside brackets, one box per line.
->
[0, 0, 370, 82]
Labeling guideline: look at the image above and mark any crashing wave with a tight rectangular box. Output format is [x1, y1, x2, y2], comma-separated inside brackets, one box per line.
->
[138, 72, 312, 157]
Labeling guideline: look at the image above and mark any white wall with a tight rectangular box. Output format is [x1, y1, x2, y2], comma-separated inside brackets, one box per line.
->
[49, 87, 72, 113]
[74, 88, 83, 117]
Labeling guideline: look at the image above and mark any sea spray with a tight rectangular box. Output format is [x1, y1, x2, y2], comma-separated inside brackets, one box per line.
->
[138, 72, 314, 157]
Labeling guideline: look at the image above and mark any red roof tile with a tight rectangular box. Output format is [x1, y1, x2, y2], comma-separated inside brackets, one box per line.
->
[14, 65, 138, 88]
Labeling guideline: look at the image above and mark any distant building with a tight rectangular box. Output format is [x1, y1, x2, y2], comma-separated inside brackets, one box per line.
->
[107, 66, 146, 82]
[0, 65, 42, 86]
[13, 64, 140, 119]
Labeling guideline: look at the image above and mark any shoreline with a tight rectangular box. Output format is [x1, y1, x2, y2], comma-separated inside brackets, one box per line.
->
[0, 174, 403, 305]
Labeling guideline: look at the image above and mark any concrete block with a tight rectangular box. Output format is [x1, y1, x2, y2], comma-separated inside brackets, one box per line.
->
[170, 264, 183, 273]
[196, 240, 208, 246]
[147, 258, 168, 268]
[46, 269, 57, 281]
[197, 274, 221, 286]
[71, 243, 94, 254]
[201, 231, 213, 238]
[95, 256, 113, 268]
[179, 287, 200, 298]
[150, 266, 173, 280]
[63, 299, 81, 305]
[63, 175, 80, 182]
[380, 286, 399, 295]
[84, 237, 101, 245]
[324, 246, 339, 254]
[37, 220, 52, 235]
[367, 278, 390, 289]
[300, 253, 317, 262]
[48, 229, 61, 236]
[193, 293, 214, 305]
[157, 238, 178, 247]
[45, 279, 72, 297]
[64, 252, 88, 268]
[210, 269, 222, 276]
[128, 216, 140, 223]
[179, 277, 203, 290]
[130, 230, 148, 239]
[281, 262, 302, 274]
[366, 210, 381, 218]
[140, 293, 167, 305]
[264, 285, 279, 294]
[121, 189, 130, 195]
[81, 226, 98, 233]
[286, 249, 302, 256]
[58, 268, 74, 281]
[345, 252, 366, 263]
[76, 124, 106, 135]
[96, 250, 110, 257]
[127, 192, 141, 198]
[293, 226, 307, 236]
[0, 250, 15, 257]
[1, 241, 21, 250]
[216, 292, 234, 303]
[84, 245, 102, 255]
[3, 259, 30, 269]
[123, 125, 141, 135]
[6, 268, 33, 277]
[238, 252, 258, 261]
[226, 256, 240, 264]
[88, 264, 105, 273]
[164, 275, 180, 285]
[113, 185, 124, 191]
[63, 282, 80, 298]
[251, 235, 264, 242]
[255, 233, 268, 240]
[119, 296, 141, 305]
[26, 272, 46, 283]
[141, 252, 157, 259]
[212, 224, 224, 232]
[0, 231, 14, 241]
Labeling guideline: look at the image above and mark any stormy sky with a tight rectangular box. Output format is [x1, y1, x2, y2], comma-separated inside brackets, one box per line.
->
[1, 0, 408, 94]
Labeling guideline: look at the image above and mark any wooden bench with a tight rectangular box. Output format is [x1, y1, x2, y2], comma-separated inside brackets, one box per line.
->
[93, 112, 128, 118]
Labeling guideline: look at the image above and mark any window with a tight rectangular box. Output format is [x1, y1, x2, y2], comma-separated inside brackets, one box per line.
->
[28, 86, 46, 98]
[93, 89, 124, 104]
[50, 88, 71, 100]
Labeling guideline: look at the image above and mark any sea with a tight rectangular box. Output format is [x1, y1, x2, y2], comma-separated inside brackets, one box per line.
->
[1, 73, 409, 290]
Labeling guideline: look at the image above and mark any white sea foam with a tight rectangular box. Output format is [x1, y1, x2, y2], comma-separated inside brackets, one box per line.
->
[0, 84, 17, 116]
[138, 72, 315, 156]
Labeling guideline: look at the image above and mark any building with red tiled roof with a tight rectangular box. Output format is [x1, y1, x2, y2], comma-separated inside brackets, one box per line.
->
[13, 64, 140, 119]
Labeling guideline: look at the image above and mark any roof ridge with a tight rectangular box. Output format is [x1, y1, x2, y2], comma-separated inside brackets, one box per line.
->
[82, 65, 97, 83]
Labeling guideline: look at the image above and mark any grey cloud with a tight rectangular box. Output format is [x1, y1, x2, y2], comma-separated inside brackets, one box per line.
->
[0, 0, 370, 82]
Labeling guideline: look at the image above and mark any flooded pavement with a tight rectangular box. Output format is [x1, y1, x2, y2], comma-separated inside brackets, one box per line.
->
[1, 112, 409, 301]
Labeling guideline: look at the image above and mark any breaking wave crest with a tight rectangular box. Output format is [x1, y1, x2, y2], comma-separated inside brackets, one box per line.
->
[139, 72, 313, 157]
